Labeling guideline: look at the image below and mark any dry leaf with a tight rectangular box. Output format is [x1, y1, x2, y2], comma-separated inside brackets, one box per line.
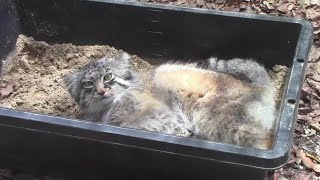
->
[263, 1, 275, 9]
[299, 0, 311, 5]
[287, 3, 294, 11]
[0, 85, 13, 98]
[309, 109, 320, 117]
[0, 84, 7, 88]
[279, 176, 290, 180]
[305, 151, 320, 163]
[314, 26, 320, 35]
[176, 0, 187, 5]
[215, 0, 225, 4]
[306, 9, 320, 21]
[310, 122, 320, 132]
[308, 46, 320, 62]
[295, 11, 307, 19]
[311, 12, 320, 21]
[290, 173, 311, 180]
[294, 146, 320, 172]
[308, 73, 320, 82]
[196, 0, 204, 6]
[310, 0, 320, 5]
[277, 3, 288, 13]
[298, 114, 312, 122]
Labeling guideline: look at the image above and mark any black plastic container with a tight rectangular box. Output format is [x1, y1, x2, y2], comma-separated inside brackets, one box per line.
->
[0, 0, 313, 179]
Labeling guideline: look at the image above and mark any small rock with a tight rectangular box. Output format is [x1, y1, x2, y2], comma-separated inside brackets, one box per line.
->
[66, 53, 74, 60]
[85, 53, 93, 58]
[0, 85, 14, 98]
[18, 56, 31, 71]
[16, 99, 24, 106]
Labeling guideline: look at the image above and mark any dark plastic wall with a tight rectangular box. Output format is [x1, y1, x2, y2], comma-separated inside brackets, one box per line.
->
[0, 0, 313, 179]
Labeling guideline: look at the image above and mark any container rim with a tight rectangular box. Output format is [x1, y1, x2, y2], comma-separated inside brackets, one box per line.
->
[0, 0, 314, 170]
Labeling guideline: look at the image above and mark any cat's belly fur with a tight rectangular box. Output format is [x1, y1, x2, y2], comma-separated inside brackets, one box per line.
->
[153, 65, 253, 106]
[152, 64, 276, 149]
[154, 66, 219, 99]
[112, 90, 192, 137]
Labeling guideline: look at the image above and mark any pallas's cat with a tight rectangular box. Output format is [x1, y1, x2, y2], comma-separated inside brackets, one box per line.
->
[63, 52, 276, 149]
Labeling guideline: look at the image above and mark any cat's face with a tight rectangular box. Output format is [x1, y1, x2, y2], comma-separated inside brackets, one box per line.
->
[63, 52, 140, 112]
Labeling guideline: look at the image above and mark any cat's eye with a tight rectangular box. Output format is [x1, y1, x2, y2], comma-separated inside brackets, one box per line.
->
[104, 73, 114, 82]
[82, 81, 94, 88]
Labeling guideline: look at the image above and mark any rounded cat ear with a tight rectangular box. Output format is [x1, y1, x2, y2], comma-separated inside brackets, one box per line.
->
[63, 71, 82, 102]
[115, 51, 131, 63]
[96, 57, 108, 64]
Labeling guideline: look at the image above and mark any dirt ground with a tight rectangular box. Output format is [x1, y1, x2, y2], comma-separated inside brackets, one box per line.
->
[0, 35, 287, 118]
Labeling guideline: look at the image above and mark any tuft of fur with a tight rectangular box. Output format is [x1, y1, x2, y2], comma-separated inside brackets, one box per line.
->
[63, 53, 276, 150]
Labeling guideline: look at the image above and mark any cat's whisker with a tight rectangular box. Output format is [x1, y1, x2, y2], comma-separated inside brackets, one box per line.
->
[84, 99, 91, 108]
[81, 99, 89, 108]
[129, 86, 147, 92]
[82, 97, 96, 108]
[89, 98, 95, 108]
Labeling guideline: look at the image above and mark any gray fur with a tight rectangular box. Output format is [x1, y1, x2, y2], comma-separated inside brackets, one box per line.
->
[63, 52, 141, 121]
[63, 52, 191, 136]
[208, 57, 271, 87]
[152, 58, 276, 149]
[63, 53, 276, 149]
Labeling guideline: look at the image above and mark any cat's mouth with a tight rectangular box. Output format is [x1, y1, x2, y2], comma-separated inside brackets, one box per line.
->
[101, 89, 112, 97]
[94, 89, 113, 98]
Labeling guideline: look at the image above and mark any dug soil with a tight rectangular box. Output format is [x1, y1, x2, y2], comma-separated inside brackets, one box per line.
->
[0, 35, 288, 120]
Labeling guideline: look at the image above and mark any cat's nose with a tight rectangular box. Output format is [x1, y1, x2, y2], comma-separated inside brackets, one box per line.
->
[97, 87, 111, 96]
[97, 88, 106, 95]
[95, 80, 107, 95]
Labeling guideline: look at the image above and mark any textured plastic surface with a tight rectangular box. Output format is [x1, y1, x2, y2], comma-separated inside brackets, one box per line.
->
[0, 0, 313, 179]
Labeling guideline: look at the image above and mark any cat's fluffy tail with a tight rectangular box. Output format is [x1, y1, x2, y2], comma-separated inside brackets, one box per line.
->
[207, 57, 271, 87]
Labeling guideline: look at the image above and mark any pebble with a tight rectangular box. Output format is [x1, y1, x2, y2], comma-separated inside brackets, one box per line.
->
[66, 53, 74, 60]
[16, 99, 24, 106]
[19, 55, 30, 69]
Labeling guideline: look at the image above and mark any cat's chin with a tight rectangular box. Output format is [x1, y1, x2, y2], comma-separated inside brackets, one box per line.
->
[94, 93, 113, 99]
[101, 97, 114, 104]
[85, 100, 113, 113]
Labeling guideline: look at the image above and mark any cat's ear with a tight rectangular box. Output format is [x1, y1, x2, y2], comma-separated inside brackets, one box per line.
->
[63, 71, 82, 102]
[114, 51, 131, 66]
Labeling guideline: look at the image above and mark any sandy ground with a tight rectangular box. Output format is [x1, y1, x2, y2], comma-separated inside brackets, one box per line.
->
[0, 34, 287, 119]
